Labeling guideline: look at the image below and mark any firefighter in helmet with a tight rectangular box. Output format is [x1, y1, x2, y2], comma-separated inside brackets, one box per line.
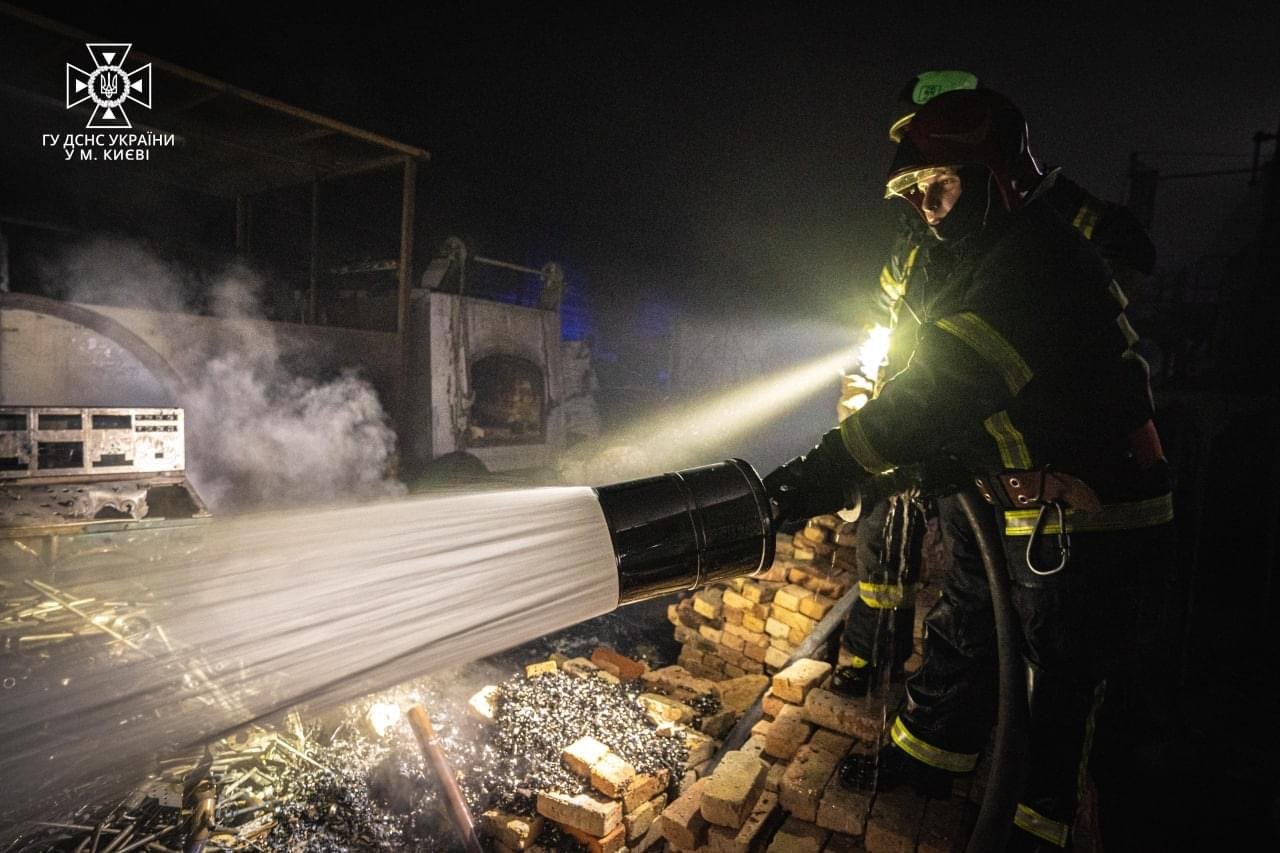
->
[832, 74, 1158, 701]
[765, 88, 1174, 850]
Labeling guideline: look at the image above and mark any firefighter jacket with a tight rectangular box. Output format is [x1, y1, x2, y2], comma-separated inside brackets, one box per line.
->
[839, 195, 1172, 540]
[872, 167, 1156, 393]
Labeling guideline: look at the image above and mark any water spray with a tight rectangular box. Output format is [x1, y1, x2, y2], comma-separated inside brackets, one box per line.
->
[0, 460, 776, 838]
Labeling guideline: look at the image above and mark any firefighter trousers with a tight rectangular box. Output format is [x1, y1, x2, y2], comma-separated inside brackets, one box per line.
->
[840, 493, 925, 670]
[895, 492, 1175, 846]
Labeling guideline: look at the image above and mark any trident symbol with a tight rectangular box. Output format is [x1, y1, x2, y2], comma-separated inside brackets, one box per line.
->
[99, 72, 119, 100]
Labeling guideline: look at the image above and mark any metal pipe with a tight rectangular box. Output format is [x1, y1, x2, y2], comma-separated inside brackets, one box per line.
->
[472, 255, 547, 277]
[406, 706, 483, 853]
[594, 459, 775, 604]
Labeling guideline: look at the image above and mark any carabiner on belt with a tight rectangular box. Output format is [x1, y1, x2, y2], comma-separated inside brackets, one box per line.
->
[1025, 499, 1070, 576]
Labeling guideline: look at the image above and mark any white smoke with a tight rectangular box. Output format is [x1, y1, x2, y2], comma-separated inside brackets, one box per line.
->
[42, 237, 404, 512]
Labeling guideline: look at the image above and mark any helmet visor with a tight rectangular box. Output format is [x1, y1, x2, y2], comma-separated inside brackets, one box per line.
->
[885, 165, 960, 200]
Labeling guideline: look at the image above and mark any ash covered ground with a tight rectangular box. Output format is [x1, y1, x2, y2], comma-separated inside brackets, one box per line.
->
[3, 594, 685, 852]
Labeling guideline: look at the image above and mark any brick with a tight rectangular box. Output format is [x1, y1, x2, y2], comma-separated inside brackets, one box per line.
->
[694, 635, 721, 655]
[718, 645, 747, 668]
[724, 663, 748, 679]
[863, 787, 928, 853]
[624, 794, 667, 842]
[723, 588, 755, 611]
[701, 751, 768, 828]
[700, 624, 725, 645]
[706, 790, 783, 853]
[622, 769, 669, 813]
[770, 636, 794, 652]
[630, 820, 665, 853]
[750, 717, 772, 738]
[592, 752, 637, 798]
[765, 704, 813, 760]
[700, 709, 737, 740]
[721, 630, 746, 652]
[816, 771, 872, 836]
[591, 646, 649, 681]
[525, 659, 558, 678]
[537, 790, 622, 837]
[563, 821, 626, 853]
[807, 729, 855, 758]
[706, 676, 762, 712]
[799, 594, 836, 621]
[724, 604, 745, 625]
[675, 597, 703, 628]
[563, 657, 604, 678]
[765, 761, 787, 792]
[810, 514, 842, 530]
[740, 734, 768, 760]
[563, 736, 612, 777]
[789, 568, 849, 598]
[744, 638, 770, 663]
[639, 692, 696, 725]
[766, 815, 830, 852]
[681, 726, 718, 767]
[481, 808, 544, 850]
[774, 584, 815, 613]
[660, 776, 709, 850]
[822, 833, 862, 852]
[765, 644, 792, 671]
[641, 665, 717, 702]
[766, 617, 793, 639]
[741, 580, 779, 604]
[694, 587, 725, 620]
[917, 796, 977, 853]
[667, 603, 682, 625]
[772, 606, 817, 634]
[762, 690, 787, 718]
[779, 744, 841, 821]
[679, 647, 704, 667]
[772, 659, 833, 704]
[742, 612, 768, 633]
[792, 546, 816, 561]
[466, 684, 500, 723]
[804, 686, 900, 741]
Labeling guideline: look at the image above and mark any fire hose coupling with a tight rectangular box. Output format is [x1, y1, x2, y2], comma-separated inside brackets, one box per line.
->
[594, 459, 775, 604]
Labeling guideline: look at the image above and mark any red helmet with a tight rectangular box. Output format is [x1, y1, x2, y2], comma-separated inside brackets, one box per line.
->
[885, 88, 1041, 215]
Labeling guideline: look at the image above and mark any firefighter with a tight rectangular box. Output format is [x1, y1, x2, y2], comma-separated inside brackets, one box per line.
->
[833, 75, 1158, 701]
[764, 88, 1175, 850]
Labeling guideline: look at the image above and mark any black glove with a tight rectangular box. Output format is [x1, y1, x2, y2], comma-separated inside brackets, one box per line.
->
[763, 427, 867, 533]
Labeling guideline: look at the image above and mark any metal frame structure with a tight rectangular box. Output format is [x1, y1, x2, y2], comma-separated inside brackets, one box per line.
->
[0, 2, 431, 419]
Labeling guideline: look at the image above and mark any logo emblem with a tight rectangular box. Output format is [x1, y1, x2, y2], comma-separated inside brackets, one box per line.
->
[66, 44, 151, 129]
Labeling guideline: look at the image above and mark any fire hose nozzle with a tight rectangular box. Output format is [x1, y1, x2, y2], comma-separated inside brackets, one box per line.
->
[594, 459, 775, 605]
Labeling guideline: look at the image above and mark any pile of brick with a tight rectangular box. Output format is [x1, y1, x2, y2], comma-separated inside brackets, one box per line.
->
[669, 520, 856, 681]
[654, 657, 988, 852]
[477, 648, 773, 853]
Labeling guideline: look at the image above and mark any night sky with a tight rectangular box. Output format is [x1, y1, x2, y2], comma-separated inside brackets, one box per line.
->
[5, 1, 1274, 363]
[23, 1, 1278, 324]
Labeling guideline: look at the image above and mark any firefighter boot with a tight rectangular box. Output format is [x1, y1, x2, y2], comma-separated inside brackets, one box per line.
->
[830, 657, 905, 697]
[839, 742, 957, 797]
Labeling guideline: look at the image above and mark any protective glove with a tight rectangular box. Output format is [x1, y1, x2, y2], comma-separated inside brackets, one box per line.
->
[763, 427, 866, 533]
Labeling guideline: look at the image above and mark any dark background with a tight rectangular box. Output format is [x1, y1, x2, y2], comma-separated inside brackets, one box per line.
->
[9, 1, 1276, 314]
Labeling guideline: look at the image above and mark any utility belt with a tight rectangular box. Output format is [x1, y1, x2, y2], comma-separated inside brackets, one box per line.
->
[974, 466, 1173, 577]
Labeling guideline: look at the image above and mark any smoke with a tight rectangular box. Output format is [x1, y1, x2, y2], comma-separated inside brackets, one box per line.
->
[40, 237, 404, 512]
